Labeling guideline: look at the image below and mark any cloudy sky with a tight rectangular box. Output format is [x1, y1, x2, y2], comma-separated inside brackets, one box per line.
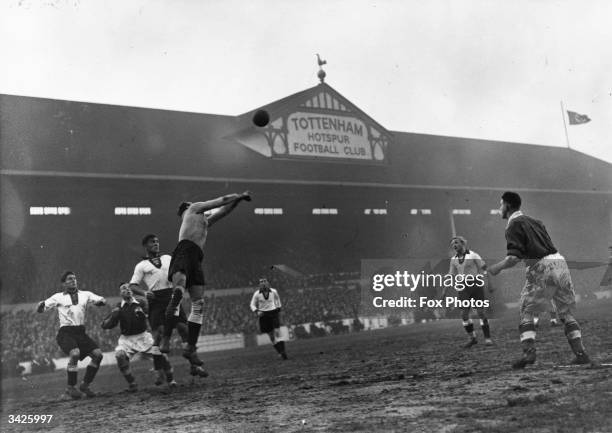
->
[1, 0, 611, 163]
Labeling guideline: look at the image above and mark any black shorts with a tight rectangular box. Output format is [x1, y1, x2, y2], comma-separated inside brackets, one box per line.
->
[259, 310, 281, 334]
[168, 239, 205, 287]
[457, 284, 485, 302]
[148, 290, 187, 330]
[56, 326, 99, 360]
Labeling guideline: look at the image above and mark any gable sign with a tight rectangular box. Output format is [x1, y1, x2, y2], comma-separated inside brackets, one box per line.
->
[237, 87, 390, 164]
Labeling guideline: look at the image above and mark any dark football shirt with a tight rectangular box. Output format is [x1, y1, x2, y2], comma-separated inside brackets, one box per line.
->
[101, 300, 148, 336]
[505, 214, 557, 264]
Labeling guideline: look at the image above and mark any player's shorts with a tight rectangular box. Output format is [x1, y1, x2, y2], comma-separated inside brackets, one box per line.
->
[115, 331, 155, 359]
[519, 253, 576, 318]
[56, 326, 99, 360]
[259, 310, 281, 334]
[148, 289, 188, 330]
[457, 284, 485, 302]
[168, 239, 205, 287]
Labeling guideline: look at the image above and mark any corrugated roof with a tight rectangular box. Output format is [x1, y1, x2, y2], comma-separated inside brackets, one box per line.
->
[1, 92, 610, 192]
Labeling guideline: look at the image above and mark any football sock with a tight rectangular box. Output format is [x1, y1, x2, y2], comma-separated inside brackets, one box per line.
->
[83, 365, 99, 385]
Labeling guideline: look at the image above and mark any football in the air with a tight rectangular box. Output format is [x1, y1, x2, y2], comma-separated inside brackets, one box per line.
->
[252, 109, 270, 127]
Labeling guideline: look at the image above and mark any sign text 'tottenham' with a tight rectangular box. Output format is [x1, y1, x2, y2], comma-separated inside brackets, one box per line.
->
[287, 112, 372, 160]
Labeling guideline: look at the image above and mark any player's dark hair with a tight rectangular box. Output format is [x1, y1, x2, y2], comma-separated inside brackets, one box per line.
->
[501, 191, 522, 210]
[177, 201, 191, 217]
[60, 270, 75, 282]
[141, 233, 158, 246]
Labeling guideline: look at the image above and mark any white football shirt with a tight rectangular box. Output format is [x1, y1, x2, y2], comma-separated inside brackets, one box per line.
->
[43, 290, 105, 327]
[129, 255, 173, 292]
[250, 288, 282, 312]
[449, 250, 486, 276]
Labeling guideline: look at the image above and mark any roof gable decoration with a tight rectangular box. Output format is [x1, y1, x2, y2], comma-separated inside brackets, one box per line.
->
[231, 84, 391, 164]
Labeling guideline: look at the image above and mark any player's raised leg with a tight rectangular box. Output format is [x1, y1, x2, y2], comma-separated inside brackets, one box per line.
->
[161, 271, 187, 353]
[183, 284, 209, 377]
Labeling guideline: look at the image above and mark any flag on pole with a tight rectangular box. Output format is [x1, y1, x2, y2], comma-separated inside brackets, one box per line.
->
[567, 110, 591, 125]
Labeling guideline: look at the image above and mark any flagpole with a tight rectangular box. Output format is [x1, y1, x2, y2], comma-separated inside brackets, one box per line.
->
[560, 100, 571, 149]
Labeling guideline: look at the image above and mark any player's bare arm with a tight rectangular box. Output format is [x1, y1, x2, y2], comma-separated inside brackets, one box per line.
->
[207, 199, 243, 227]
[488, 255, 520, 275]
[187, 191, 251, 215]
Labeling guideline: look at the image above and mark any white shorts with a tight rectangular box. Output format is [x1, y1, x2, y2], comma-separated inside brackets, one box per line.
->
[115, 331, 154, 359]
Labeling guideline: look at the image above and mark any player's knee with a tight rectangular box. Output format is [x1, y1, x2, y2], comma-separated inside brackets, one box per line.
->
[557, 312, 575, 325]
[90, 349, 103, 365]
[69, 348, 80, 361]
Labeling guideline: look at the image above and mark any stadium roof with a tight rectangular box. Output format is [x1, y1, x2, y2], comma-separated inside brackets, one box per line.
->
[1, 88, 611, 193]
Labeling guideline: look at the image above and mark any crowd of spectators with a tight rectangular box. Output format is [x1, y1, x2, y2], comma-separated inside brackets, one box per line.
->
[2, 250, 361, 304]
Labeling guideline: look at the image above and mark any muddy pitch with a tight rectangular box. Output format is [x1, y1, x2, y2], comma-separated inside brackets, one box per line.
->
[2, 299, 612, 432]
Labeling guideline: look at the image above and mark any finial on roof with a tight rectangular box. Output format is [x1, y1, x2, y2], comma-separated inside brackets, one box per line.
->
[316, 53, 327, 83]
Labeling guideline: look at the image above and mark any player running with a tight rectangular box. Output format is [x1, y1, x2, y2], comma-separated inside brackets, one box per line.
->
[102, 283, 176, 391]
[129, 234, 189, 384]
[442, 236, 493, 348]
[161, 191, 252, 377]
[36, 271, 106, 399]
[250, 277, 288, 360]
[488, 191, 590, 369]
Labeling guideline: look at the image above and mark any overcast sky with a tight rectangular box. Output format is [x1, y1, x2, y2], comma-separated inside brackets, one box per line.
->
[1, 0, 611, 163]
